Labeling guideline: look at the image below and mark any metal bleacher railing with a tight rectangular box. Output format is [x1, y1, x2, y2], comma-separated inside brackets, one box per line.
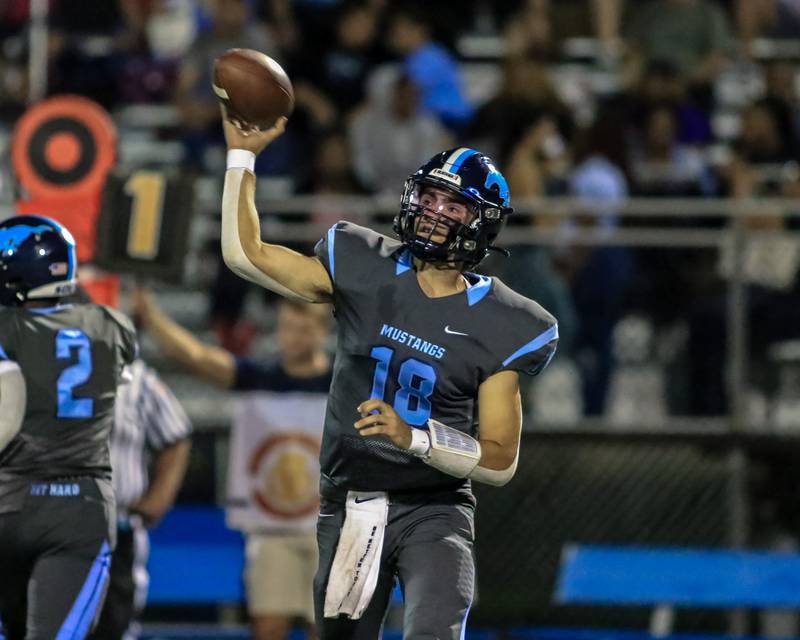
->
[184, 185, 800, 430]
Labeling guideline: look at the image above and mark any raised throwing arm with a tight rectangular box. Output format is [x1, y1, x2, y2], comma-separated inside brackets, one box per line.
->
[220, 109, 333, 303]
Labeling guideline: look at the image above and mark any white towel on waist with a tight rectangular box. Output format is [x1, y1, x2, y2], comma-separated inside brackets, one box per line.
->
[323, 490, 389, 619]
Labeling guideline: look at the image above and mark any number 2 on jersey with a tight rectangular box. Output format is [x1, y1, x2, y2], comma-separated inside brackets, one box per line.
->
[370, 347, 436, 426]
[55, 329, 94, 419]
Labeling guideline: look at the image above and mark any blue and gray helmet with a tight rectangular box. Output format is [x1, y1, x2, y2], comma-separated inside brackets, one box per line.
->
[394, 147, 513, 269]
[0, 215, 78, 306]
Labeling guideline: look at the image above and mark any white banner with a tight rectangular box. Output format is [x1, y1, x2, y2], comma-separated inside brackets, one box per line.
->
[226, 391, 326, 534]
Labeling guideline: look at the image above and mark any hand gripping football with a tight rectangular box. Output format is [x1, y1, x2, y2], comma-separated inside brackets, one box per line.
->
[213, 48, 294, 131]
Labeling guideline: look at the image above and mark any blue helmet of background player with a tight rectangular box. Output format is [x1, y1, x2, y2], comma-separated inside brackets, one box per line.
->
[0, 215, 78, 307]
[394, 147, 513, 269]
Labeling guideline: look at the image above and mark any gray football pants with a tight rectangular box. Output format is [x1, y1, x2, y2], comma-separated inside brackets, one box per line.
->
[314, 492, 475, 640]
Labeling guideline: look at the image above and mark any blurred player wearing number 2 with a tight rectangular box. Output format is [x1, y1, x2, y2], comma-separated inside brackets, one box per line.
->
[220, 98, 558, 637]
[0, 216, 137, 639]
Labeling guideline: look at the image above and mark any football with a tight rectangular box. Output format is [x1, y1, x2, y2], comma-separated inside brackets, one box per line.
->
[212, 49, 294, 130]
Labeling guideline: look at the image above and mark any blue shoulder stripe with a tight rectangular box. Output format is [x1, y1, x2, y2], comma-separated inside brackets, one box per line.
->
[396, 249, 413, 275]
[326, 224, 337, 282]
[466, 275, 492, 306]
[502, 324, 559, 367]
[0, 343, 8, 360]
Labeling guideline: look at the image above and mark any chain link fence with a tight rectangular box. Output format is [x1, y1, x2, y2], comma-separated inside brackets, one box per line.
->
[472, 436, 731, 630]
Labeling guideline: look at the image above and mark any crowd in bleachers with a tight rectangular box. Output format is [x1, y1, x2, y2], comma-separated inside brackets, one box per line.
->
[2, 0, 800, 419]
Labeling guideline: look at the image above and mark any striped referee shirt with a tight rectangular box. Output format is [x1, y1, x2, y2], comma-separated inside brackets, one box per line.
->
[111, 359, 192, 511]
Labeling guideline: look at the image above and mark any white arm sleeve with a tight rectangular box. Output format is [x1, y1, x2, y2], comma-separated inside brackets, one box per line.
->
[0, 361, 26, 452]
[221, 165, 316, 302]
[468, 448, 518, 487]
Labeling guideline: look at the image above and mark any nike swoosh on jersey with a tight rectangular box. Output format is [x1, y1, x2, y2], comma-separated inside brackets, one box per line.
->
[354, 496, 377, 504]
[444, 326, 469, 336]
[318, 513, 336, 517]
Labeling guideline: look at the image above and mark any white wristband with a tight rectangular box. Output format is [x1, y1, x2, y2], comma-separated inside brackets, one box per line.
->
[227, 149, 255, 172]
[408, 427, 431, 457]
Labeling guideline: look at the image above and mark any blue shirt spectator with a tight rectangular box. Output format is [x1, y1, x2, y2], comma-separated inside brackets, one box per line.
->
[405, 43, 474, 128]
[388, 7, 474, 130]
[568, 155, 628, 235]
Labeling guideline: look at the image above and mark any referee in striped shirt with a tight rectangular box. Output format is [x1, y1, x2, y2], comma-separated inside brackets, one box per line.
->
[89, 358, 192, 640]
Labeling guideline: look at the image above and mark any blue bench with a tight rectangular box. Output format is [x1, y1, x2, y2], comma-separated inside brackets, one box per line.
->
[552, 544, 800, 637]
[143, 507, 439, 636]
[147, 506, 245, 604]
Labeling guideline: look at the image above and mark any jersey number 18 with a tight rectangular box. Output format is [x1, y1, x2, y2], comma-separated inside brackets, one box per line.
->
[370, 346, 436, 426]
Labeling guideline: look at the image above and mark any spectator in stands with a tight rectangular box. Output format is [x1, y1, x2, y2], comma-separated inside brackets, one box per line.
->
[687, 159, 800, 415]
[407, 0, 621, 57]
[0, 1, 28, 121]
[49, 0, 148, 108]
[0, 0, 29, 37]
[734, 98, 797, 166]
[495, 116, 579, 406]
[302, 129, 368, 227]
[591, 0, 624, 58]
[289, 1, 386, 117]
[174, 0, 276, 168]
[467, 52, 574, 163]
[759, 61, 800, 158]
[308, 129, 360, 190]
[561, 110, 635, 416]
[387, 5, 474, 131]
[503, 0, 553, 59]
[630, 105, 716, 196]
[623, 101, 719, 333]
[134, 288, 332, 640]
[625, 0, 734, 96]
[737, 0, 800, 49]
[349, 73, 451, 195]
[265, 0, 385, 53]
[117, 0, 197, 104]
[609, 60, 714, 147]
[504, 0, 624, 61]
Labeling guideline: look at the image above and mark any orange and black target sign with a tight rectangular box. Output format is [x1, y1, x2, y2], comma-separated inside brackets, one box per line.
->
[13, 95, 116, 200]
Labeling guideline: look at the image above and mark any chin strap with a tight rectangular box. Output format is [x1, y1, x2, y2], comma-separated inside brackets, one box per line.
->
[487, 245, 511, 258]
[428, 245, 511, 270]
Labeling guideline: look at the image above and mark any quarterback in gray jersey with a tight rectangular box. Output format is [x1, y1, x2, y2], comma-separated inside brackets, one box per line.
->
[0, 216, 137, 640]
[220, 112, 557, 639]
[312, 221, 556, 493]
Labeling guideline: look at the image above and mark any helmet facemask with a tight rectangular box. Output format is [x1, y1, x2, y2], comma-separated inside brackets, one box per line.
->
[395, 178, 506, 270]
